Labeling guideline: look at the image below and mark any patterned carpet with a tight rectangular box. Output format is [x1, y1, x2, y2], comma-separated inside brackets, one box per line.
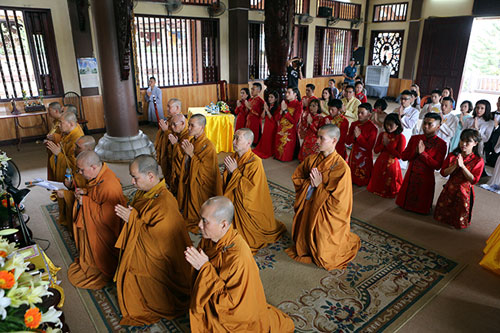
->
[41, 181, 464, 333]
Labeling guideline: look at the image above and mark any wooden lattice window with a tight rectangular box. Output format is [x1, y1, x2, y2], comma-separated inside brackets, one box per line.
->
[314, 27, 358, 76]
[134, 15, 219, 88]
[0, 7, 63, 100]
[369, 30, 404, 77]
[373, 2, 408, 22]
[250, 0, 265, 11]
[295, 0, 310, 14]
[317, 0, 362, 20]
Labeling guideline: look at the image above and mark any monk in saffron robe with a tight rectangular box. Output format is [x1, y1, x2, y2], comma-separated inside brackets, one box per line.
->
[246, 83, 265, 145]
[168, 113, 190, 196]
[320, 99, 349, 160]
[286, 124, 360, 270]
[396, 113, 447, 214]
[223, 129, 287, 253]
[67, 151, 126, 290]
[46, 111, 84, 182]
[45, 102, 63, 181]
[345, 103, 378, 186]
[275, 87, 303, 162]
[114, 155, 192, 326]
[185, 196, 294, 332]
[55, 135, 95, 234]
[178, 114, 222, 232]
[154, 98, 182, 182]
[434, 129, 484, 229]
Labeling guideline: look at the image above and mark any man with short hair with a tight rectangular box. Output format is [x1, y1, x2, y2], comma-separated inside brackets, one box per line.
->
[46, 111, 84, 182]
[437, 96, 459, 151]
[396, 113, 447, 214]
[55, 135, 96, 232]
[328, 79, 339, 99]
[168, 113, 190, 196]
[114, 155, 192, 326]
[286, 124, 360, 270]
[343, 59, 357, 86]
[154, 98, 182, 181]
[322, 99, 349, 159]
[145, 76, 163, 122]
[46, 102, 64, 181]
[394, 89, 420, 158]
[419, 89, 442, 119]
[185, 196, 294, 332]
[245, 83, 265, 145]
[302, 83, 317, 110]
[223, 129, 287, 253]
[178, 114, 222, 232]
[67, 151, 126, 290]
[341, 84, 361, 124]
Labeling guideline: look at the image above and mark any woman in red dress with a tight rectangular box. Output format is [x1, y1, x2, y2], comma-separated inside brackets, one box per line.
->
[319, 99, 349, 160]
[367, 113, 406, 198]
[253, 91, 280, 159]
[298, 99, 323, 161]
[234, 88, 250, 131]
[275, 87, 302, 162]
[434, 129, 484, 229]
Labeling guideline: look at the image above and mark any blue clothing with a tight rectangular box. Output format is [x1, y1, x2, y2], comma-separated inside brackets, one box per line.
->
[145, 85, 164, 122]
[343, 65, 356, 85]
[449, 114, 472, 152]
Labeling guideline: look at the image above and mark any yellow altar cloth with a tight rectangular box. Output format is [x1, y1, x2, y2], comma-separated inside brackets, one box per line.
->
[188, 107, 234, 153]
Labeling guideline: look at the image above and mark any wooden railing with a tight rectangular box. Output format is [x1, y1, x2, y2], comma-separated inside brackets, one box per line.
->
[317, 0, 361, 20]
[250, 0, 310, 14]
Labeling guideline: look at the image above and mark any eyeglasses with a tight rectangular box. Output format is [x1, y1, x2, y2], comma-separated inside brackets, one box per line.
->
[401, 97, 410, 101]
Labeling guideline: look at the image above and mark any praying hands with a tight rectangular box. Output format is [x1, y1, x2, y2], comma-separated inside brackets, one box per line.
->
[46, 141, 61, 156]
[159, 119, 169, 132]
[310, 167, 322, 187]
[417, 140, 425, 154]
[181, 139, 194, 157]
[168, 133, 178, 145]
[185, 246, 208, 271]
[115, 204, 133, 223]
[224, 156, 238, 173]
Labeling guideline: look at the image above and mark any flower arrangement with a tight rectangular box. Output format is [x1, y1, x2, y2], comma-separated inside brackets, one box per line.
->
[0, 236, 62, 332]
[217, 101, 230, 113]
[205, 101, 230, 115]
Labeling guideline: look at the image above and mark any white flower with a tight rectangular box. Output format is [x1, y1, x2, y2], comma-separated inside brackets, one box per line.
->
[3, 253, 28, 280]
[0, 289, 10, 320]
[41, 306, 63, 328]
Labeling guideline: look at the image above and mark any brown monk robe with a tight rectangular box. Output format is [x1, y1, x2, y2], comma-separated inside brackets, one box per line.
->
[178, 114, 222, 232]
[223, 129, 287, 253]
[185, 197, 294, 333]
[154, 98, 182, 182]
[45, 102, 63, 181]
[46, 111, 84, 182]
[168, 114, 190, 196]
[55, 136, 95, 235]
[285, 124, 360, 271]
[67, 151, 126, 290]
[114, 155, 192, 326]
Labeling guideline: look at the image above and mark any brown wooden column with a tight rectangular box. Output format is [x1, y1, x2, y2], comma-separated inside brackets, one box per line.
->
[91, 0, 153, 161]
[402, 0, 423, 79]
[228, 0, 250, 101]
[264, 0, 294, 100]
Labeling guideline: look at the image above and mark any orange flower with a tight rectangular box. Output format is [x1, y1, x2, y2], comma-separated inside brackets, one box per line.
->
[0, 270, 15, 289]
[0, 251, 7, 258]
[24, 307, 42, 329]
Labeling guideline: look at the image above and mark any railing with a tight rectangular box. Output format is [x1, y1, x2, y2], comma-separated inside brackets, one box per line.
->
[250, 0, 265, 10]
[373, 2, 408, 22]
[475, 76, 500, 94]
[317, 0, 362, 20]
[250, 0, 310, 14]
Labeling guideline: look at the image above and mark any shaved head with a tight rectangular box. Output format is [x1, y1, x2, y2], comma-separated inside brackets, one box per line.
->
[172, 113, 185, 124]
[236, 128, 254, 144]
[319, 124, 340, 140]
[60, 111, 77, 124]
[64, 105, 78, 117]
[202, 196, 234, 225]
[48, 102, 62, 112]
[169, 98, 182, 109]
[76, 135, 96, 151]
[191, 114, 206, 127]
[76, 151, 102, 167]
[131, 154, 161, 177]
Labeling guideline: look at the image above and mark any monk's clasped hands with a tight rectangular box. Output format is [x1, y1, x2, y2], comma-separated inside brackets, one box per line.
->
[310, 168, 323, 188]
[168, 133, 178, 145]
[46, 141, 62, 156]
[224, 156, 238, 173]
[159, 119, 169, 132]
[181, 139, 194, 157]
[185, 246, 209, 271]
[115, 204, 133, 223]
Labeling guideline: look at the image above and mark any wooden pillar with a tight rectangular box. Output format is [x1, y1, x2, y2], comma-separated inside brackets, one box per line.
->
[228, 0, 249, 100]
[90, 0, 153, 161]
[264, 0, 294, 100]
[402, 0, 423, 79]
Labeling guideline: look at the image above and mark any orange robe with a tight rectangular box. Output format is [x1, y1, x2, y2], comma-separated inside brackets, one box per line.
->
[47, 119, 61, 181]
[169, 126, 190, 196]
[115, 180, 192, 326]
[153, 116, 172, 182]
[67, 163, 126, 290]
[58, 172, 87, 235]
[480, 223, 500, 275]
[178, 133, 222, 232]
[285, 151, 360, 270]
[48, 125, 84, 182]
[190, 226, 294, 332]
[223, 150, 287, 253]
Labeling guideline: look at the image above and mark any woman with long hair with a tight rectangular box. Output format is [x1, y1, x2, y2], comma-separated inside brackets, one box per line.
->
[234, 88, 250, 131]
[253, 91, 280, 159]
[464, 99, 494, 158]
[319, 87, 333, 116]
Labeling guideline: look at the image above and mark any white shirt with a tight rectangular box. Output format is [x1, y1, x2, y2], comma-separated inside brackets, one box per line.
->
[419, 103, 441, 119]
[437, 112, 459, 148]
[394, 106, 419, 147]
[464, 117, 495, 157]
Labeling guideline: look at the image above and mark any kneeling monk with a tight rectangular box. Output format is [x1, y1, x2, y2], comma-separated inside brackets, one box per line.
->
[67, 151, 126, 289]
[185, 196, 294, 332]
[285, 124, 360, 270]
[114, 155, 192, 326]
[178, 114, 222, 232]
[223, 128, 287, 253]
